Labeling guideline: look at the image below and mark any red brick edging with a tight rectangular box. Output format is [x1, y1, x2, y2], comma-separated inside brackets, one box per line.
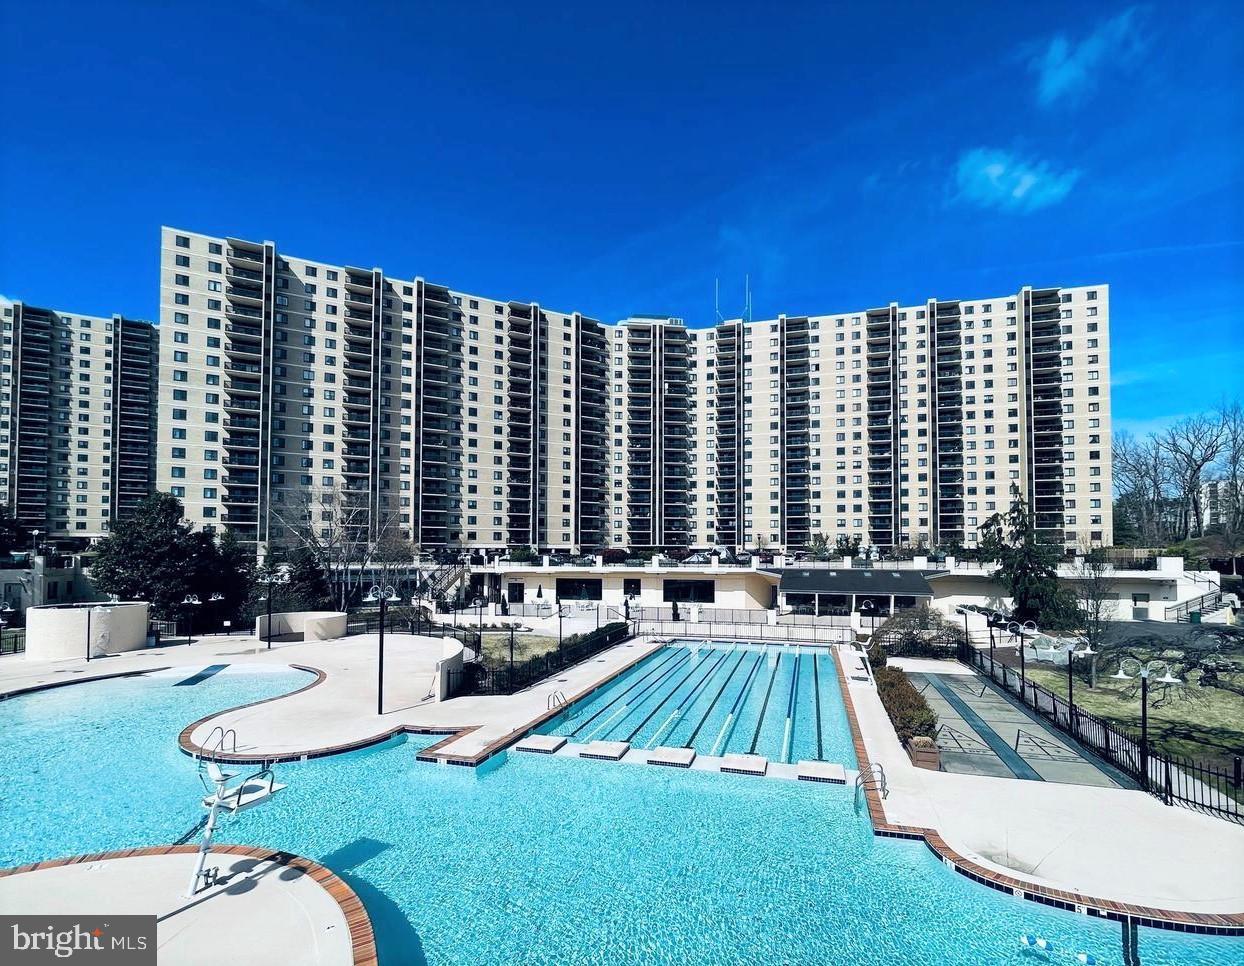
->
[831, 650, 1244, 935]
[0, 844, 377, 966]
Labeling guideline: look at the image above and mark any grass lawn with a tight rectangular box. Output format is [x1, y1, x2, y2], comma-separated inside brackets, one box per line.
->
[1024, 662, 1244, 773]
[479, 632, 560, 665]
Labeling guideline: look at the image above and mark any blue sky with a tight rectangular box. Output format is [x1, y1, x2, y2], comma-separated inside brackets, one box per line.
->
[1, 1, 1240, 434]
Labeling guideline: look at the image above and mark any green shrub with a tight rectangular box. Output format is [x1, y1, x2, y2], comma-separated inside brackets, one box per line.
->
[874, 666, 938, 744]
[866, 642, 887, 671]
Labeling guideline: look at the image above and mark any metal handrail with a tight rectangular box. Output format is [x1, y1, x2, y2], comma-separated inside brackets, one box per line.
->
[1165, 590, 1223, 622]
[547, 690, 567, 710]
[198, 726, 238, 760]
[855, 761, 888, 800]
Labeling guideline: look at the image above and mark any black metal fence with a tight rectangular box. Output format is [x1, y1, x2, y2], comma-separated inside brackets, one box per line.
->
[0, 628, 26, 655]
[345, 612, 482, 652]
[632, 619, 853, 644]
[448, 622, 632, 697]
[958, 643, 1243, 824]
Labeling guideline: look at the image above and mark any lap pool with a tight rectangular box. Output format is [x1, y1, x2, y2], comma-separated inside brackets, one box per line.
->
[0, 666, 1238, 965]
[537, 640, 856, 764]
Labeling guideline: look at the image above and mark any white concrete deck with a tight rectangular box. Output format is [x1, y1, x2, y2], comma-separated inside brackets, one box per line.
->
[844, 657, 1244, 915]
[0, 631, 666, 764]
[0, 851, 354, 965]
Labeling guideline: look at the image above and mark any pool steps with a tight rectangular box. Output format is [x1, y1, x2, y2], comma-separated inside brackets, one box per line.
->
[531, 737, 852, 784]
[514, 734, 567, 754]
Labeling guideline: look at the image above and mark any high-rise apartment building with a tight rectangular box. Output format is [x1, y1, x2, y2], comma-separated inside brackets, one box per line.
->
[1, 298, 158, 538]
[157, 227, 612, 556]
[158, 226, 1111, 555]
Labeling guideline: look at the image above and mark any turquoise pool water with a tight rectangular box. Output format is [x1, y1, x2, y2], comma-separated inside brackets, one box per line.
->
[1, 666, 1239, 965]
[538, 640, 857, 765]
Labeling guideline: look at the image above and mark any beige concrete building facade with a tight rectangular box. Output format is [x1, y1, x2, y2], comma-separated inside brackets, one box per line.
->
[157, 227, 609, 556]
[690, 286, 1112, 553]
[157, 227, 1111, 556]
[1, 298, 158, 539]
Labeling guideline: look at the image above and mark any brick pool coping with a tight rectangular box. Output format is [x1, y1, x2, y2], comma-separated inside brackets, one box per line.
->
[831, 652, 1244, 935]
[0, 844, 377, 966]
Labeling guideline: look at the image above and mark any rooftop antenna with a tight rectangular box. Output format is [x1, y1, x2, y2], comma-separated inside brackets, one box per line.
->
[744, 274, 752, 323]
[715, 277, 724, 323]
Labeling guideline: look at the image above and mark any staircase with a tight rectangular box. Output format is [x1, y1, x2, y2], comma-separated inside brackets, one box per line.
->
[419, 563, 468, 603]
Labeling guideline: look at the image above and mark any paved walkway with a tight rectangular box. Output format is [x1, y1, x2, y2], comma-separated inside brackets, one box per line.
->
[0, 847, 364, 965]
[912, 669, 1123, 787]
[849, 655, 1244, 915]
[0, 631, 665, 765]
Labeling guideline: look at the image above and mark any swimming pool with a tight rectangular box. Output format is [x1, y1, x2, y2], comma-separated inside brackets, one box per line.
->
[1, 666, 1239, 965]
[538, 640, 856, 765]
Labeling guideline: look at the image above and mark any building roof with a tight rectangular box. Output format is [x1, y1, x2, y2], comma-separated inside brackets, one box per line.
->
[774, 567, 936, 597]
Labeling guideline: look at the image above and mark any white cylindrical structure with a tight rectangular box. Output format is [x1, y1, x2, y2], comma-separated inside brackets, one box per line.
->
[25, 601, 150, 662]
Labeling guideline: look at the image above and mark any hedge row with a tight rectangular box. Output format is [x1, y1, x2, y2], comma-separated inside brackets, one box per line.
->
[874, 666, 938, 744]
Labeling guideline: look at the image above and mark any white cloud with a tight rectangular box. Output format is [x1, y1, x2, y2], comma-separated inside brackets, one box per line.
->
[951, 147, 1080, 213]
[1028, 7, 1148, 107]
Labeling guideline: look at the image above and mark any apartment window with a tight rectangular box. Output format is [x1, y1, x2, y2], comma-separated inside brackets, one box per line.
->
[175, 235, 190, 248]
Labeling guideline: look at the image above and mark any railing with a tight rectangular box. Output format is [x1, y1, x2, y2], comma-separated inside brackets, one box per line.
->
[633, 620, 852, 645]
[958, 643, 1242, 824]
[345, 611, 481, 652]
[1165, 590, 1224, 622]
[448, 622, 632, 696]
[855, 762, 888, 800]
[0, 628, 26, 655]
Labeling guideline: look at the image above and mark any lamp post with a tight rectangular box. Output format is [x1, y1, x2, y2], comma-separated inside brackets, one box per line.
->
[258, 570, 288, 649]
[1008, 621, 1026, 694]
[1111, 658, 1181, 792]
[860, 598, 876, 635]
[1065, 637, 1096, 709]
[557, 602, 566, 657]
[364, 584, 400, 715]
[182, 594, 202, 645]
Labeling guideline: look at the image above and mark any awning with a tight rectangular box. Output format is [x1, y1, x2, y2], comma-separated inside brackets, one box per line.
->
[776, 567, 935, 598]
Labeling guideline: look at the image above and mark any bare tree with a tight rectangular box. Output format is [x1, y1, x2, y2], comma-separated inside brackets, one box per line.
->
[1113, 431, 1178, 545]
[1164, 415, 1226, 540]
[1071, 549, 1117, 687]
[1212, 401, 1244, 571]
[267, 487, 406, 610]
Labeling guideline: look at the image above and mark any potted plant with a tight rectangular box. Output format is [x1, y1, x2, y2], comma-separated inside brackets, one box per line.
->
[906, 734, 941, 771]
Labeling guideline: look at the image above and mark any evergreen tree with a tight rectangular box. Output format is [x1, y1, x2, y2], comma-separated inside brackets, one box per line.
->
[90, 493, 254, 622]
[978, 493, 1080, 628]
[283, 547, 332, 611]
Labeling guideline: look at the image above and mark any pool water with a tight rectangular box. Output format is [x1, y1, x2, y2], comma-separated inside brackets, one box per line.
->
[1, 667, 1240, 965]
[538, 640, 857, 765]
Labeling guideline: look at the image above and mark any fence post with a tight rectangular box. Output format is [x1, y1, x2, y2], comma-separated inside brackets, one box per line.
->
[1234, 756, 1242, 791]
[1163, 759, 1173, 806]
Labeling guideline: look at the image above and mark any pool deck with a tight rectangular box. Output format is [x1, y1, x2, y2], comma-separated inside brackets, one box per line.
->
[0, 632, 666, 766]
[839, 649, 1244, 930]
[0, 845, 374, 965]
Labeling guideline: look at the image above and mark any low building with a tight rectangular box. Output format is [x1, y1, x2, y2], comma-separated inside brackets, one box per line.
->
[472, 553, 1222, 625]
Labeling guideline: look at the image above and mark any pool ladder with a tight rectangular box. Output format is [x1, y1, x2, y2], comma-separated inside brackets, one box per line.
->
[547, 691, 568, 710]
[197, 726, 238, 761]
[855, 762, 889, 801]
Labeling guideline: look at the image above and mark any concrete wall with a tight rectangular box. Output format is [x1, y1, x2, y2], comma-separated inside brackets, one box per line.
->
[433, 638, 465, 702]
[255, 611, 348, 642]
[25, 601, 150, 661]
